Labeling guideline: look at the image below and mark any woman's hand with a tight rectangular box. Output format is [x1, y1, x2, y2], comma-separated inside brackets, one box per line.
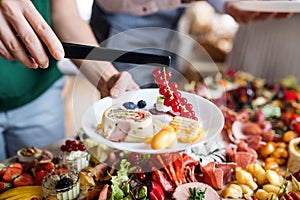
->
[99, 71, 140, 98]
[0, 0, 64, 68]
[225, 2, 292, 24]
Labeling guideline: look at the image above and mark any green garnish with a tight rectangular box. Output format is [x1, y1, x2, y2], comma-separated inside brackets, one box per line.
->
[188, 187, 207, 200]
[275, 168, 289, 200]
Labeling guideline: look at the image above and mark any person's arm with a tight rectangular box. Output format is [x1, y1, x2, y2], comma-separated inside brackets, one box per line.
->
[51, 0, 139, 97]
[0, 0, 64, 69]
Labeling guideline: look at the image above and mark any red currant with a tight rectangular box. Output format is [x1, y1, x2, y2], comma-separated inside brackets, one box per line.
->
[163, 98, 173, 107]
[165, 71, 172, 80]
[153, 67, 198, 120]
[159, 87, 168, 96]
[169, 82, 178, 91]
[153, 68, 162, 77]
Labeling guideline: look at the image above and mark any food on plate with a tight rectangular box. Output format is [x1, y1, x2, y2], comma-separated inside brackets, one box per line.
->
[153, 67, 198, 120]
[146, 116, 204, 150]
[155, 96, 171, 112]
[17, 146, 42, 163]
[97, 104, 154, 142]
[42, 167, 80, 200]
[173, 182, 220, 200]
[170, 116, 204, 143]
[287, 137, 300, 173]
[148, 125, 177, 150]
[59, 139, 90, 172]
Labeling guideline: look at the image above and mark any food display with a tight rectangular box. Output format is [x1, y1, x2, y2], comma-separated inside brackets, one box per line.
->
[2, 68, 300, 200]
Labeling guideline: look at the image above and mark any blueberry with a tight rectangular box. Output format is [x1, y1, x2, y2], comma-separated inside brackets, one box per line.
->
[137, 100, 147, 108]
[56, 177, 73, 191]
[123, 102, 136, 110]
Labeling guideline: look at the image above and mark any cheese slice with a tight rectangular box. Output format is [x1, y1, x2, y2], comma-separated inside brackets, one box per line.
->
[170, 116, 204, 143]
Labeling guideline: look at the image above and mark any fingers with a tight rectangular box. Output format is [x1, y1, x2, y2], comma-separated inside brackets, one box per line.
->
[0, 9, 37, 68]
[225, 3, 259, 24]
[109, 72, 139, 98]
[252, 12, 276, 21]
[274, 12, 293, 19]
[23, 1, 64, 61]
[225, 2, 287, 24]
[0, 36, 14, 60]
[0, 0, 64, 69]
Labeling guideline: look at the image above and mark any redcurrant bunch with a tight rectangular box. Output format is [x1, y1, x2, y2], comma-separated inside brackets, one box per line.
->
[152, 67, 197, 120]
[60, 139, 86, 152]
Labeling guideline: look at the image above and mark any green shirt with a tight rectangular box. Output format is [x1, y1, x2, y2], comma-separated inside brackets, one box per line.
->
[0, 0, 62, 111]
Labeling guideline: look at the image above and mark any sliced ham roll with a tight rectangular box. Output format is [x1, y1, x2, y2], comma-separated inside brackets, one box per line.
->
[97, 104, 154, 142]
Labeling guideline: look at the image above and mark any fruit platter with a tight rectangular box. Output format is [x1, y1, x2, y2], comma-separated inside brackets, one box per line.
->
[1, 67, 300, 200]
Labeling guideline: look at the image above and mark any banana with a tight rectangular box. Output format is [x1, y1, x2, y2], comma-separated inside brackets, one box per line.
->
[0, 186, 43, 200]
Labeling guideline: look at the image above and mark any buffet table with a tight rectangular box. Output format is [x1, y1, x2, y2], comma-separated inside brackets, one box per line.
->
[1, 70, 300, 200]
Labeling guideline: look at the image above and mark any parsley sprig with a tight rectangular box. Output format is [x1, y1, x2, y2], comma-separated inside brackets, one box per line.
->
[188, 187, 207, 200]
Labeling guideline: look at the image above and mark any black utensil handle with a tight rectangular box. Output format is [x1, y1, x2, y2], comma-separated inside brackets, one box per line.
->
[62, 42, 171, 67]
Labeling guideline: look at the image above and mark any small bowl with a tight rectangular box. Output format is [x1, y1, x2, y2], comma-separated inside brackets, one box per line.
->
[17, 146, 43, 163]
[58, 150, 90, 172]
[42, 166, 80, 200]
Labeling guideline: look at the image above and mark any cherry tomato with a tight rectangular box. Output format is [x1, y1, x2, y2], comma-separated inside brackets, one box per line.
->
[292, 122, 300, 136]
[282, 112, 293, 126]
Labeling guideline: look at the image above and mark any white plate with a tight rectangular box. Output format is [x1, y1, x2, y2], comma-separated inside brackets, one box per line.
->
[81, 89, 224, 154]
[230, 1, 300, 13]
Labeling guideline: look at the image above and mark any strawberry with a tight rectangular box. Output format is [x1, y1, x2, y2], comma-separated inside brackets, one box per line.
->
[2, 167, 23, 182]
[0, 181, 12, 192]
[34, 170, 48, 185]
[0, 164, 5, 179]
[13, 173, 34, 187]
[36, 162, 55, 173]
[8, 162, 23, 171]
